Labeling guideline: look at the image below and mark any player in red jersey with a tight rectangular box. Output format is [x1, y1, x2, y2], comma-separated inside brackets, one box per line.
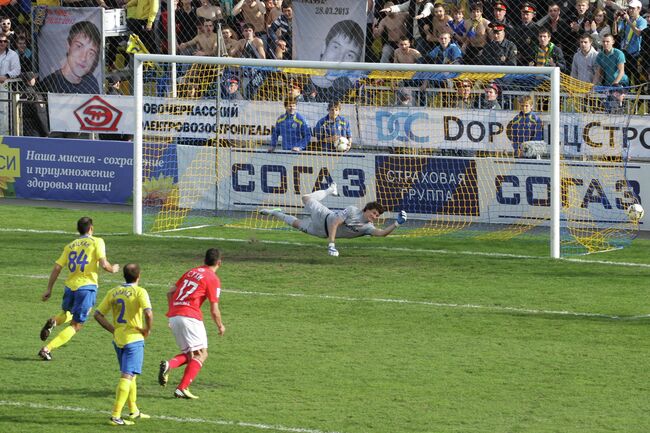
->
[158, 248, 226, 399]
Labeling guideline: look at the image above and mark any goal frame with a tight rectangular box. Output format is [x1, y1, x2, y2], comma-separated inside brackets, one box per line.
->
[132, 54, 562, 258]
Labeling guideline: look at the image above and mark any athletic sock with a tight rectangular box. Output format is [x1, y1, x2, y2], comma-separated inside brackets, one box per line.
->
[127, 376, 138, 414]
[268, 209, 297, 226]
[304, 187, 332, 202]
[46, 326, 76, 351]
[168, 353, 189, 369]
[112, 378, 131, 419]
[54, 311, 73, 326]
[178, 358, 203, 390]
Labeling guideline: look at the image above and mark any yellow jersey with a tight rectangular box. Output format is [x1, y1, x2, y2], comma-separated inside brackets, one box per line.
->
[96, 283, 152, 348]
[55, 235, 107, 291]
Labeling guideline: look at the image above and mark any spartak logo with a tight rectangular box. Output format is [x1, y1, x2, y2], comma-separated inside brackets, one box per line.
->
[74, 95, 122, 132]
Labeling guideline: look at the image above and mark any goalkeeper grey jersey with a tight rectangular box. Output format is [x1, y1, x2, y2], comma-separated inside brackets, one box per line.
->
[333, 206, 376, 238]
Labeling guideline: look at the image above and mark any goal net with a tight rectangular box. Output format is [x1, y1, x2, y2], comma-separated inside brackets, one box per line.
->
[133, 55, 642, 257]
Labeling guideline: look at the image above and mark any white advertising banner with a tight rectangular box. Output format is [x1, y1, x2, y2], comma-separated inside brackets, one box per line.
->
[216, 148, 375, 212]
[141, 97, 219, 139]
[474, 158, 647, 228]
[359, 106, 650, 158]
[47, 96, 650, 159]
[177, 145, 216, 210]
[48, 93, 132, 133]
[185, 147, 648, 229]
[48, 94, 223, 138]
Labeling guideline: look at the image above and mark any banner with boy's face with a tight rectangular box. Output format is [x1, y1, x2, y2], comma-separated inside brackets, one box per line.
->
[292, 0, 367, 63]
[33, 6, 104, 94]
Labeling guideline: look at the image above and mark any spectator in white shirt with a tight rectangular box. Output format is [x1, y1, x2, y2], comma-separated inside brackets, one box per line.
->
[0, 35, 20, 84]
[0, 34, 21, 135]
[571, 33, 598, 82]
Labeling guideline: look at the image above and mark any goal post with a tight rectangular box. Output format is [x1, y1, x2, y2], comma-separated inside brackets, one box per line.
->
[550, 66, 561, 259]
[133, 54, 640, 259]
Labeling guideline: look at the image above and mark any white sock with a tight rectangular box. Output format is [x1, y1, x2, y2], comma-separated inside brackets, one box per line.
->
[272, 211, 297, 226]
[304, 187, 332, 202]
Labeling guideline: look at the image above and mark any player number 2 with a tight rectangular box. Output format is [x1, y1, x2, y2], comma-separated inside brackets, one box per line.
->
[176, 279, 199, 301]
[68, 250, 89, 272]
[116, 299, 127, 323]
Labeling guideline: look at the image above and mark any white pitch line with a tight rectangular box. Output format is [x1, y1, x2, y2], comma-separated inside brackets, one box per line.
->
[3, 227, 650, 268]
[223, 289, 625, 320]
[0, 400, 342, 433]
[1, 272, 639, 320]
[0, 227, 131, 236]
[146, 233, 650, 268]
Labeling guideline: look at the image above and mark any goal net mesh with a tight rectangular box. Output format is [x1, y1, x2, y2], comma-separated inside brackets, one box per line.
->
[137, 59, 641, 256]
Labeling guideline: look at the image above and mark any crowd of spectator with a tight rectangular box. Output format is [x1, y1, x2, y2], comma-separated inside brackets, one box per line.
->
[1, 0, 650, 137]
[374, 0, 649, 88]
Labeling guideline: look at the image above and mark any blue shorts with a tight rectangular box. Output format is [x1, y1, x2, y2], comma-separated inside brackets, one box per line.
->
[61, 285, 97, 323]
[113, 340, 145, 376]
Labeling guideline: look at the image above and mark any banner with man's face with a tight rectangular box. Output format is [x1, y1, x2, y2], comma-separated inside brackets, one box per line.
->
[292, 0, 367, 63]
[33, 6, 104, 95]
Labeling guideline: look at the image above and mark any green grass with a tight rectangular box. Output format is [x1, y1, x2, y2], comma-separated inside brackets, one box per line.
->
[1, 203, 650, 433]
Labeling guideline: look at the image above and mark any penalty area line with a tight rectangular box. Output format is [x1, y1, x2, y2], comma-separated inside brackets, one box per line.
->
[0, 400, 344, 433]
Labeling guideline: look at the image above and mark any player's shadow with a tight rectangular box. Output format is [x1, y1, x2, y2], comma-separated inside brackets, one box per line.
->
[145, 380, 230, 400]
[0, 416, 99, 427]
[1, 355, 40, 362]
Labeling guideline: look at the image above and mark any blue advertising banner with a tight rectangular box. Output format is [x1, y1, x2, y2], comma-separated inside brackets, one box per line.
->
[0, 136, 133, 204]
[375, 155, 479, 215]
[0, 136, 180, 205]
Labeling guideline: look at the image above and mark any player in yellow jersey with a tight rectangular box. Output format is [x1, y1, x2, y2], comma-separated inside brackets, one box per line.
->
[38, 216, 120, 361]
[94, 263, 153, 426]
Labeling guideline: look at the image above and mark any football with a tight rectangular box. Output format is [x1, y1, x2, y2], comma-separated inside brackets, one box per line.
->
[628, 203, 644, 221]
[336, 136, 350, 152]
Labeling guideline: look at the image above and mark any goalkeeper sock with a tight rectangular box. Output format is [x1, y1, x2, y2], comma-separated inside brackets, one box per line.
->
[46, 326, 76, 351]
[268, 210, 297, 226]
[279, 212, 297, 226]
[304, 187, 333, 202]
[168, 353, 189, 369]
[178, 358, 203, 390]
[112, 378, 132, 419]
[127, 376, 138, 414]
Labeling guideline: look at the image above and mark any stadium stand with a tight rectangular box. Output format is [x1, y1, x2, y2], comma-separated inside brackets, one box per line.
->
[0, 0, 649, 137]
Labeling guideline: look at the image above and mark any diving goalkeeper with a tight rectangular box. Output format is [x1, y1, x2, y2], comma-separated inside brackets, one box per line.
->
[260, 183, 407, 256]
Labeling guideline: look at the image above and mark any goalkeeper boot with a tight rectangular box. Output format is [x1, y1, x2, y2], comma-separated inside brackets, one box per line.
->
[158, 360, 169, 387]
[40, 318, 56, 341]
[126, 411, 150, 421]
[174, 388, 199, 399]
[38, 347, 52, 361]
[108, 417, 134, 426]
[328, 182, 339, 197]
[259, 208, 281, 216]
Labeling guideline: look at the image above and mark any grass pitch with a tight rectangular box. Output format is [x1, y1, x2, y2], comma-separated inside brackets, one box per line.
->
[0, 203, 649, 433]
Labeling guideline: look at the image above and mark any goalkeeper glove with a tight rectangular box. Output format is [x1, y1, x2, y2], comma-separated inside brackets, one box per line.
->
[328, 242, 339, 257]
[396, 210, 407, 225]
